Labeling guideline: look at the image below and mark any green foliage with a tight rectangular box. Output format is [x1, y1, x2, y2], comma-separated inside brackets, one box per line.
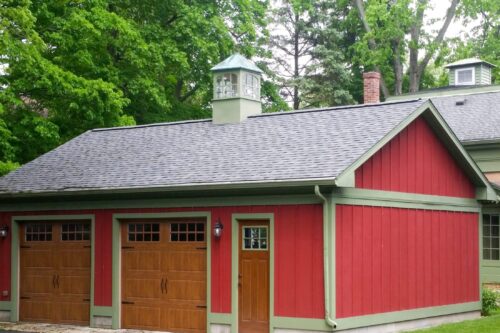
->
[482, 287, 499, 316]
[0, 0, 285, 174]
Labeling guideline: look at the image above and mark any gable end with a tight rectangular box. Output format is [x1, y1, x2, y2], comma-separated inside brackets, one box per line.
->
[355, 116, 476, 198]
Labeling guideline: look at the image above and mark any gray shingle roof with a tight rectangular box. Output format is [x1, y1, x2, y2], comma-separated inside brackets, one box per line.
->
[431, 91, 500, 143]
[0, 100, 425, 195]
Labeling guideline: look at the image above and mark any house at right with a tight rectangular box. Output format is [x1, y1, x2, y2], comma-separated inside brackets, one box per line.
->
[388, 58, 500, 283]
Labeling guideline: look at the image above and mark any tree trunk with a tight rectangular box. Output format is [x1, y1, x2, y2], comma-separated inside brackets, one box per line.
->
[293, 11, 300, 110]
[409, 0, 428, 93]
[410, 0, 459, 92]
[393, 39, 403, 95]
[353, 0, 390, 99]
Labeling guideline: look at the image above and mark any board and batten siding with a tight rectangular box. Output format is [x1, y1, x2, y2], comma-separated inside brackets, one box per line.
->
[336, 205, 479, 318]
[355, 117, 476, 198]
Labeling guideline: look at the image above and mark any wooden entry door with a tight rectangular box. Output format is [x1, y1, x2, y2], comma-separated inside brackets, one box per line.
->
[121, 218, 207, 333]
[19, 221, 91, 325]
[239, 220, 270, 333]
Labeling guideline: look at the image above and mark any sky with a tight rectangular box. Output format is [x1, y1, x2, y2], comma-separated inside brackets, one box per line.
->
[428, 0, 478, 38]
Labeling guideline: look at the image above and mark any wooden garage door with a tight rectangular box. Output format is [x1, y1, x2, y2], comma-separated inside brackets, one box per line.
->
[19, 221, 91, 325]
[121, 218, 207, 333]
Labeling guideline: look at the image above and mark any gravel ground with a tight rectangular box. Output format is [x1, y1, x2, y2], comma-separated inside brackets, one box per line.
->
[0, 322, 170, 333]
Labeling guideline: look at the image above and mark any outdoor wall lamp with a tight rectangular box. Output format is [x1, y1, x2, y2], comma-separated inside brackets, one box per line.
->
[213, 219, 223, 238]
[0, 225, 9, 238]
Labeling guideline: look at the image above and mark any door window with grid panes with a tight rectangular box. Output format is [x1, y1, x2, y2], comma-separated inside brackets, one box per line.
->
[483, 214, 500, 260]
[242, 226, 268, 250]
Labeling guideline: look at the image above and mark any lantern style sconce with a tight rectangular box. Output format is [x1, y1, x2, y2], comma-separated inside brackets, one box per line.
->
[0, 225, 9, 238]
[213, 219, 224, 238]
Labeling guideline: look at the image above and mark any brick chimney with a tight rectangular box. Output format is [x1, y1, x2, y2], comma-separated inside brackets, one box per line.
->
[363, 72, 380, 104]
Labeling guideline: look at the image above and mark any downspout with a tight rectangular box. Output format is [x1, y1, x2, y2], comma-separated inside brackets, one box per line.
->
[314, 185, 337, 329]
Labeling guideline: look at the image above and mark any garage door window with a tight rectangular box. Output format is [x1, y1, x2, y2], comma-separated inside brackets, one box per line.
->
[25, 223, 52, 241]
[128, 223, 160, 241]
[170, 222, 205, 242]
[62, 223, 90, 241]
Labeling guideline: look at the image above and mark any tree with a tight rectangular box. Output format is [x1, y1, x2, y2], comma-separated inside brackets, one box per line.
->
[353, 0, 461, 96]
[268, 0, 352, 109]
[0, 0, 279, 175]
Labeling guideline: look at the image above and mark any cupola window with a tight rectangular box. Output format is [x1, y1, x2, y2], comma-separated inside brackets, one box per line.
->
[243, 73, 260, 99]
[215, 73, 238, 98]
[455, 67, 474, 85]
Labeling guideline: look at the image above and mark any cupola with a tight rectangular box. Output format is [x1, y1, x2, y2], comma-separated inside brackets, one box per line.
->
[445, 58, 496, 86]
[211, 53, 263, 124]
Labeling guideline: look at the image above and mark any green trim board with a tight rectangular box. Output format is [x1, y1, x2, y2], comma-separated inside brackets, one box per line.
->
[272, 317, 331, 331]
[230, 213, 275, 333]
[0, 301, 11, 311]
[331, 188, 481, 213]
[208, 313, 231, 325]
[0, 194, 322, 212]
[92, 306, 113, 317]
[111, 211, 211, 330]
[333, 188, 480, 209]
[10, 214, 95, 323]
[334, 101, 496, 201]
[334, 302, 480, 331]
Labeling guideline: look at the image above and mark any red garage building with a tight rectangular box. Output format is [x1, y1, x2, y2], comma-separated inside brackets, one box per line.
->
[0, 54, 496, 333]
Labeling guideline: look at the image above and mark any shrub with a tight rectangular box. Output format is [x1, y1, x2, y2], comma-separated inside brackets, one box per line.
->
[482, 287, 499, 316]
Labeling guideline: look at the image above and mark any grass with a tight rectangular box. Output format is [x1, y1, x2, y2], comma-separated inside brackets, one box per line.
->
[411, 309, 500, 333]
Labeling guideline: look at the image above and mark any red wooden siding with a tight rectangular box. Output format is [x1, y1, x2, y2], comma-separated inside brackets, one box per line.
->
[355, 117, 475, 198]
[93, 211, 113, 306]
[0, 204, 324, 318]
[336, 205, 479, 318]
[274, 205, 324, 318]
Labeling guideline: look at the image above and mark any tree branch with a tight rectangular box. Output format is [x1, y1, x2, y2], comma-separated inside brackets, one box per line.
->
[416, 0, 459, 79]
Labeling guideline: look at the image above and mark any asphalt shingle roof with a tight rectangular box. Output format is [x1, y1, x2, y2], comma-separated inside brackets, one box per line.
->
[431, 91, 500, 143]
[0, 100, 426, 195]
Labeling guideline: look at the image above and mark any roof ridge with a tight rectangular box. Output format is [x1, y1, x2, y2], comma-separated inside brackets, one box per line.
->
[249, 98, 423, 119]
[91, 99, 423, 133]
[92, 118, 212, 132]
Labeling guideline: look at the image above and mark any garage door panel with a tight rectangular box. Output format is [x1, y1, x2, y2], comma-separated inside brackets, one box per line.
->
[59, 250, 91, 269]
[123, 305, 161, 330]
[166, 251, 206, 272]
[20, 299, 54, 322]
[164, 307, 206, 333]
[58, 275, 91, 296]
[58, 300, 90, 325]
[21, 273, 55, 295]
[124, 250, 161, 272]
[166, 280, 206, 302]
[124, 277, 162, 299]
[21, 249, 52, 268]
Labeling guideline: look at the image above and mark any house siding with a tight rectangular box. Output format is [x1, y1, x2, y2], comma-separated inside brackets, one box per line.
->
[335, 205, 479, 319]
[355, 117, 476, 198]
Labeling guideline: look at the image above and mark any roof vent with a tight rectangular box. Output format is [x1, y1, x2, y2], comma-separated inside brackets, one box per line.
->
[455, 98, 467, 106]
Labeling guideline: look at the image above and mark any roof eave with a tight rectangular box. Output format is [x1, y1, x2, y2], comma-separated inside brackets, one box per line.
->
[0, 177, 338, 199]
